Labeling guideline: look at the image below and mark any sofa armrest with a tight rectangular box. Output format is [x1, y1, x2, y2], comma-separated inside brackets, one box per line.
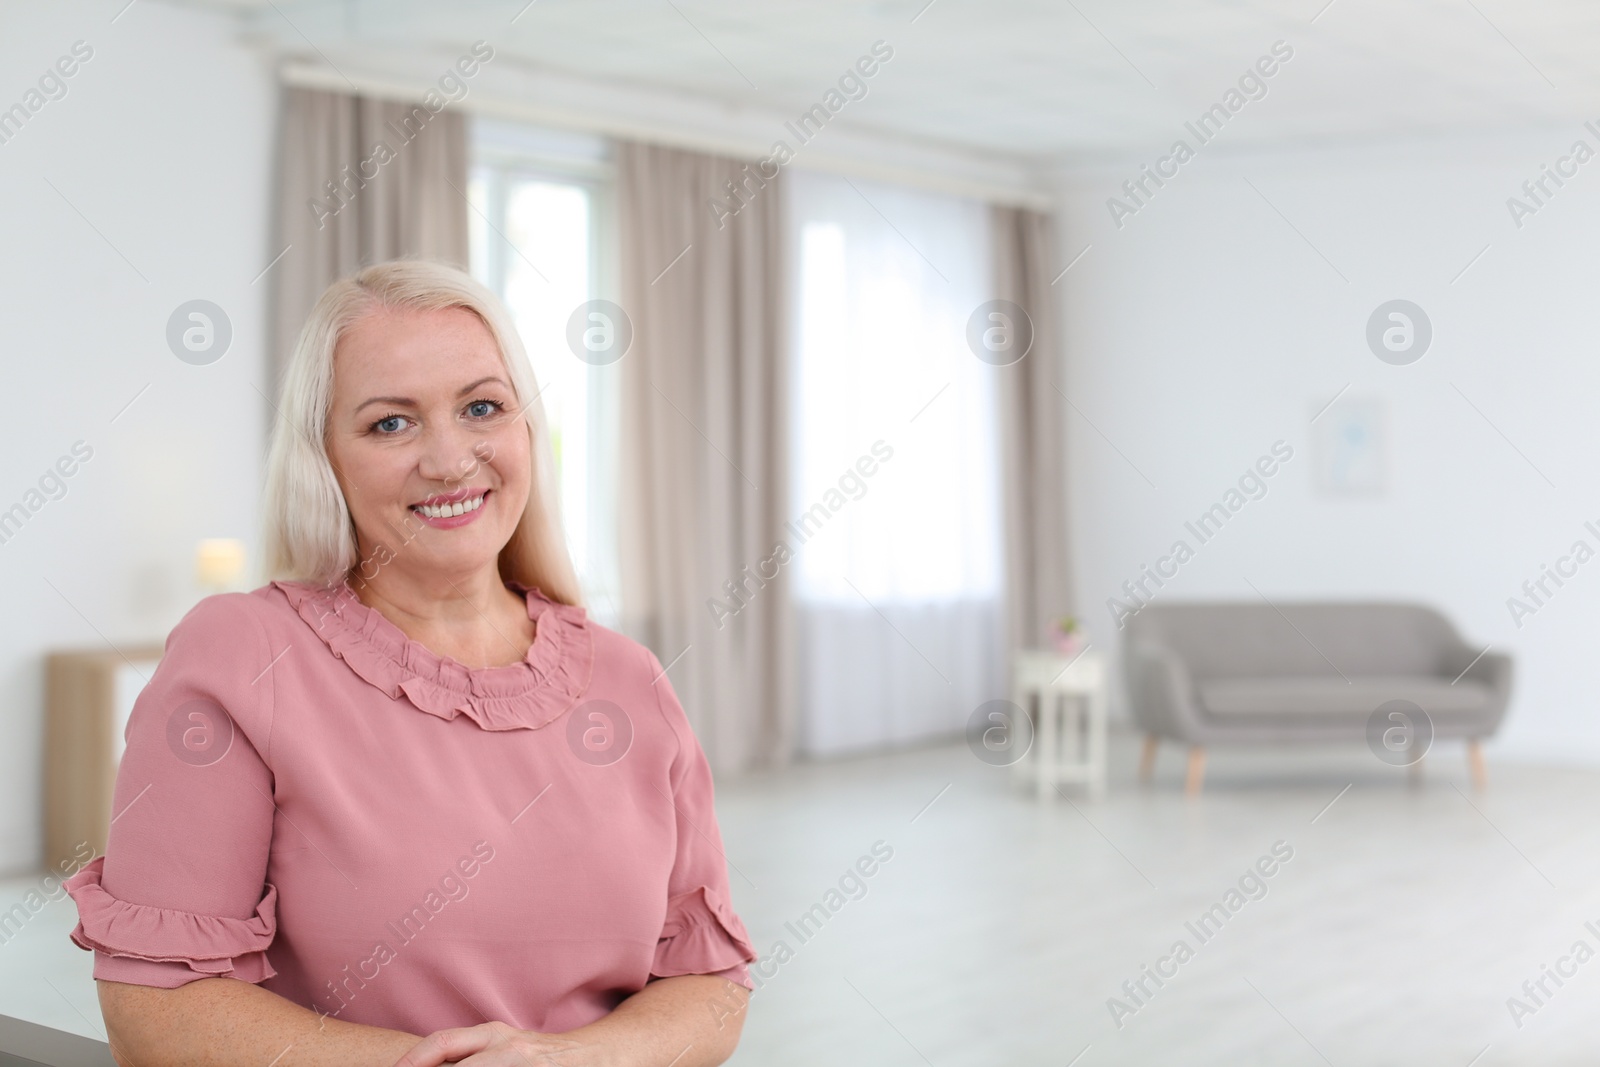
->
[1443, 647, 1514, 730]
[1124, 640, 1207, 743]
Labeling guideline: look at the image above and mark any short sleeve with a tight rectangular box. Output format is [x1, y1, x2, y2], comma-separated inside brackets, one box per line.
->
[64, 593, 280, 988]
[645, 650, 759, 990]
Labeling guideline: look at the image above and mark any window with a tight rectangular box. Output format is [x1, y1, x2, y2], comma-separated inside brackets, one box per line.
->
[786, 168, 1004, 755]
[789, 169, 1002, 604]
[468, 120, 620, 626]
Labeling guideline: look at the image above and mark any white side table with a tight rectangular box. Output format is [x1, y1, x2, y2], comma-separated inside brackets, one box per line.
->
[1011, 647, 1108, 801]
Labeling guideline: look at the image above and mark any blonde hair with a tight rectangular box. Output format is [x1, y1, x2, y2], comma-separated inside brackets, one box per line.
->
[262, 258, 583, 607]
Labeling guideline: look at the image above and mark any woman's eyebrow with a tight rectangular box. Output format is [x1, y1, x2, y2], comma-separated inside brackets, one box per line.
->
[457, 376, 509, 396]
[354, 377, 509, 414]
[355, 395, 414, 413]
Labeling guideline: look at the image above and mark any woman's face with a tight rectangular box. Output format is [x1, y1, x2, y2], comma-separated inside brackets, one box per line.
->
[325, 304, 531, 586]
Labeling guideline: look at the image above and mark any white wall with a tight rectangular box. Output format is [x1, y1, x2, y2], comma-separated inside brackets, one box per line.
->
[0, 2, 275, 874]
[1055, 129, 1600, 765]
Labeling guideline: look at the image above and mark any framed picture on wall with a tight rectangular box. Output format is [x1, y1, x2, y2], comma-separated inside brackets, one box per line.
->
[1311, 394, 1386, 496]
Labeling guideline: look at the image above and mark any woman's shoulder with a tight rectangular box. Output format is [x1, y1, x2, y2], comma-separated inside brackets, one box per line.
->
[581, 616, 662, 688]
[580, 617, 684, 704]
[168, 581, 308, 642]
[157, 582, 332, 684]
[578, 616, 699, 743]
[166, 588, 266, 647]
[134, 586, 308, 754]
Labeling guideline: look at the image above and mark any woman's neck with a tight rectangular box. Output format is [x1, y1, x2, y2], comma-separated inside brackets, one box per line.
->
[348, 563, 535, 669]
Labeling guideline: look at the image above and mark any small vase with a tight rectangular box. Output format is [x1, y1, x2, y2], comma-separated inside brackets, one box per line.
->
[1051, 630, 1084, 657]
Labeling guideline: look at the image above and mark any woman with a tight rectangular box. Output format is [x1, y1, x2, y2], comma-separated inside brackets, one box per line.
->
[64, 260, 757, 1066]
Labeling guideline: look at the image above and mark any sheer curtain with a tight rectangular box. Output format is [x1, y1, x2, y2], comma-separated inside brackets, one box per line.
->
[786, 169, 1004, 756]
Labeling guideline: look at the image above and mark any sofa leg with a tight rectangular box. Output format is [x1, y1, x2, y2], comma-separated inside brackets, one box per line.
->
[1467, 739, 1487, 789]
[1139, 734, 1159, 783]
[1185, 746, 1206, 797]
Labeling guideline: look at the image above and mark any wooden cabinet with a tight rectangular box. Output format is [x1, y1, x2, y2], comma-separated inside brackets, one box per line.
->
[43, 648, 162, 871]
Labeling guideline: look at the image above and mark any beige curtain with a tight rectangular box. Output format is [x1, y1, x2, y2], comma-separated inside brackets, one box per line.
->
[993, 205, 1075, 659]
[615, 141, 794, 776]
[268, 87, 469, 387]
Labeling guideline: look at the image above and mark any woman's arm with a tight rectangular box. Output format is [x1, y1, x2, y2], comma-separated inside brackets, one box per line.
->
[393, 975, 749, 1067]
[561, 974, 748, 1066]
[98, 977, 426, 1067]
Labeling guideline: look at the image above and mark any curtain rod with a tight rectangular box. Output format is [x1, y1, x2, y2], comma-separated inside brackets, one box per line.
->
[277, 61, 1055, 211]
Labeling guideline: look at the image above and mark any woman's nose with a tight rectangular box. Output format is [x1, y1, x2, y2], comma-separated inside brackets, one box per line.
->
[415, 422, 480, 484]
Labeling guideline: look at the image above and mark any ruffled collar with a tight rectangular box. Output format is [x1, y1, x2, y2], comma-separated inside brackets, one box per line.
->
[270, 578, 594, 732]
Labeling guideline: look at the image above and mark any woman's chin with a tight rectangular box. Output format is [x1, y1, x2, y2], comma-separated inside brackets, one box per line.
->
[411, 533, 509, 575]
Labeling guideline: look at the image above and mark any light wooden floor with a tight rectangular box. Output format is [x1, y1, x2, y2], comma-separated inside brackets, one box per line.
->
[716, 728, 1600, 1066]
[7, 726, 1600, 1065]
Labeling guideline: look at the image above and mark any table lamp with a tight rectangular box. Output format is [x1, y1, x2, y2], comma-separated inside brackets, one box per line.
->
[195, 538, 246, 594]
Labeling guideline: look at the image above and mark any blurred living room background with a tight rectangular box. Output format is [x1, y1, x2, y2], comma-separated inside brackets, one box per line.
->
[7, 1, 1600, 1063]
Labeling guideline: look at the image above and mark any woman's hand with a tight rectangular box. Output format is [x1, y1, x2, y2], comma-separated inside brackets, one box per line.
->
[391, 975, 747, 1067]
[391, 1020, 604, 1067]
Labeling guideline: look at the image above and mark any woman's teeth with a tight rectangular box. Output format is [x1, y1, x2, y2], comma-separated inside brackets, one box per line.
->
[414, 493, 485, 519]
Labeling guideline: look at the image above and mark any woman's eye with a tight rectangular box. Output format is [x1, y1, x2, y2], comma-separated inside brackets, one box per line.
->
[373, 415, 408, 434]
[466, 400, 501, 419]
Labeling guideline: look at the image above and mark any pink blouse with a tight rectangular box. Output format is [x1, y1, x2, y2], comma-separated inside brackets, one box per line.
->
[63, 579, 757, 1036]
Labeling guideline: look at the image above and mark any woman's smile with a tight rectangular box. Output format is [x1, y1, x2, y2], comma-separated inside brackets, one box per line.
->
[410, 487, 490, 528]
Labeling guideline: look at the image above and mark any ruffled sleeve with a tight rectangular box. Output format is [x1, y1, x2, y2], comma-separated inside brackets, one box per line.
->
[65, 856, 278, 984]
[645, 651, 759, 989]
[653, 884, 757, 986]
[63, 593, 281, 988]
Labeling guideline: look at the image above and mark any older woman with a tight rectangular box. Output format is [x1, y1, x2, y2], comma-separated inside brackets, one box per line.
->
[64, 261, 757, 1066]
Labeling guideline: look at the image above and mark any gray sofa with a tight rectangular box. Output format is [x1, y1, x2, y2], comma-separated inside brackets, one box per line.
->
[1123, 601, 1512, 793]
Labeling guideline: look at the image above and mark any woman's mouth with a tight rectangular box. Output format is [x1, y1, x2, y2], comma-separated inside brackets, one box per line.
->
[410, 489, 489, 528]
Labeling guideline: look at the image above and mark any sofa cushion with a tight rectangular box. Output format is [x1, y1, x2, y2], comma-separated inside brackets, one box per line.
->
[1127, 603, 1462, 679]
[1198, 675, 1494, 718]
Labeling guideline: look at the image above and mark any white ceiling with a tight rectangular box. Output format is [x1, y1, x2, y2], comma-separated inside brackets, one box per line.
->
[176, 0, 1600, 165]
